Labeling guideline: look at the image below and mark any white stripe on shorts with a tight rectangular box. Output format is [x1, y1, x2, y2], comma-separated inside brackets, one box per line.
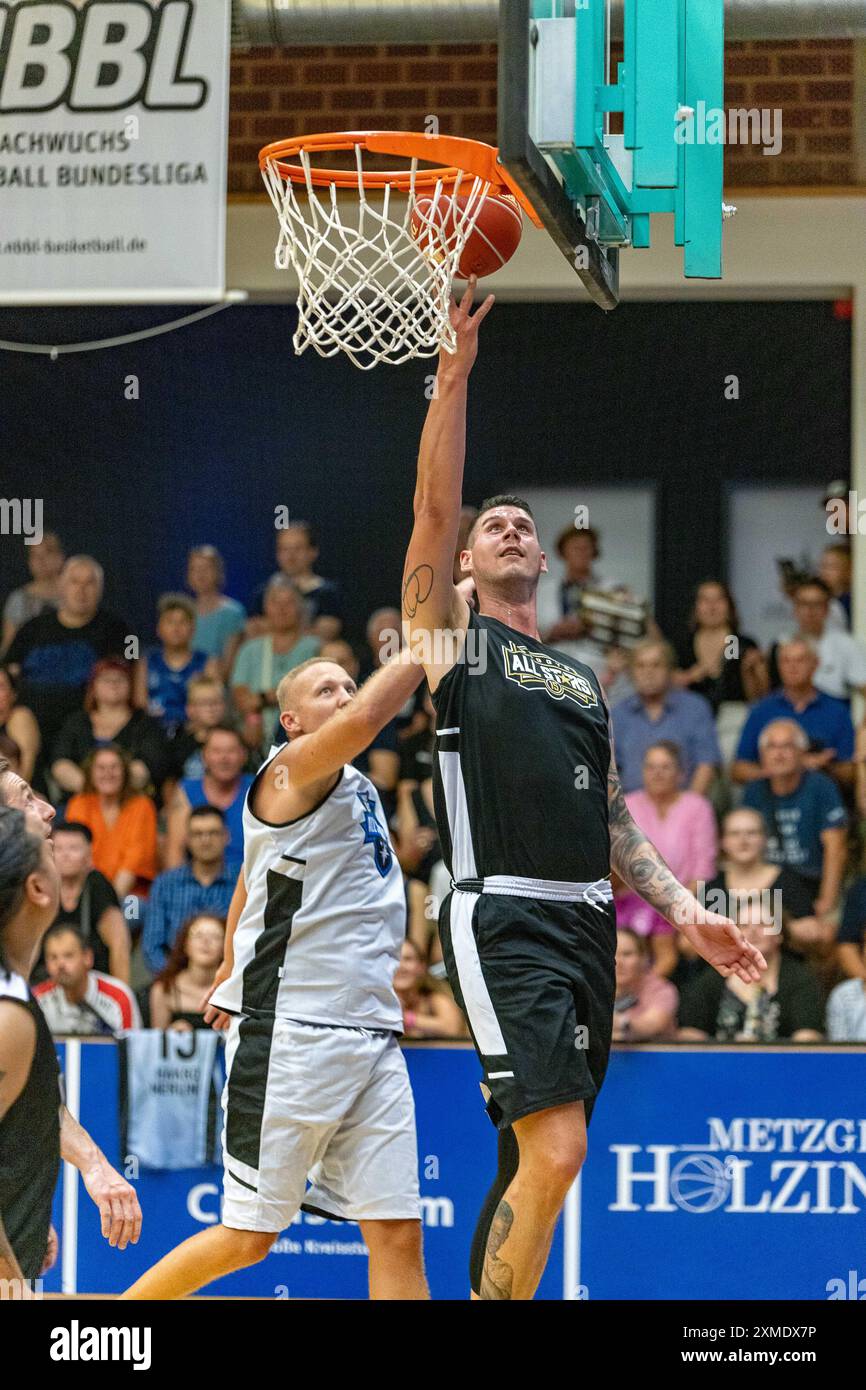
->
[449, 890, 507, 1057]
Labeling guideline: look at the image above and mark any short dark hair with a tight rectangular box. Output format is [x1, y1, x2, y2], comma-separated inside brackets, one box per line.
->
[282, 520, 317, 548]
[188, 804, 227, 826]
[556, 524, 600, 560]
[0, 734, 21, 770]
[644, 739, 684, 769]
[43, 923, 89, 953]
[54, 820, 94, 843]
[203, 724, 245, 748]
[794, 578, 832, 600]
[469, 495, 535, 544]
[0, 806, 43, 974]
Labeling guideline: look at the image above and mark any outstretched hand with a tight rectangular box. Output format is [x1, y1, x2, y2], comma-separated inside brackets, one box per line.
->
[440, 275, 495, 375]
[678, 910, 767, 985]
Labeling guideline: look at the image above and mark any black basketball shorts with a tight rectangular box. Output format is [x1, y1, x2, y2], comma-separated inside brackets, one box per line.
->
[439, 888, 617, 1130]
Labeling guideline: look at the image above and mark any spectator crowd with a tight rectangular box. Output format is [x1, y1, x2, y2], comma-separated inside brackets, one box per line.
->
[4, 497, 866, 1046]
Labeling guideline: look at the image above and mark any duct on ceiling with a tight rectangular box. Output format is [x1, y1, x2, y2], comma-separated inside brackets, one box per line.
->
[232, 0, 866, 48]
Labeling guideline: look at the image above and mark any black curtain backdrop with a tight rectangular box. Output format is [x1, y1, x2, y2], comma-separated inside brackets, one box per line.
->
[0, 299, 850, 649]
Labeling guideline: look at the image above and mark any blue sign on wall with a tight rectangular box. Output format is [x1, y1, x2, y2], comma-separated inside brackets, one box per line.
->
[44, 1041, 866, 1300]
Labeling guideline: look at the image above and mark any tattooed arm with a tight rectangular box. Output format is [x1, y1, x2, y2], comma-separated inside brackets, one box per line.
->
[607, 726, 765, 984]
[402, 280, 493, 692]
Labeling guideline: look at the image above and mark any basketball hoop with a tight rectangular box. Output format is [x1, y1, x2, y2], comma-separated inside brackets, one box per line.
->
[258, 130, 539, 370]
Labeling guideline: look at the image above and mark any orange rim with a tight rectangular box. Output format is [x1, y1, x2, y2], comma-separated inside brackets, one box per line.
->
[259, 129, 543, 225]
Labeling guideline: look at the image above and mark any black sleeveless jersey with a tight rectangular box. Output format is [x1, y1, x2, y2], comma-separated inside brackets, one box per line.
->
[0, 972, 62, 1280]
[431, 610, 611, 884]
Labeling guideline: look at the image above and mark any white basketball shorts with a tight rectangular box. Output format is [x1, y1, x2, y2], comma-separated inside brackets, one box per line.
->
[221, 1014, 421, 1233]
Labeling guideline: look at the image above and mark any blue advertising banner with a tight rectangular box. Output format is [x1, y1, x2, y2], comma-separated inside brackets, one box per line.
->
[579, 1046, 866, 1301]
[43, 1041, 866, 1300]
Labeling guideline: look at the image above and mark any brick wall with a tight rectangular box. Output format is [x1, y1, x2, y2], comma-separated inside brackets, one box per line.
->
[228, 38, 856, 195]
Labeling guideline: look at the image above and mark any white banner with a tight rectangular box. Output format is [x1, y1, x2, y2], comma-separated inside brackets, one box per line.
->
[0, 0, 230, 303]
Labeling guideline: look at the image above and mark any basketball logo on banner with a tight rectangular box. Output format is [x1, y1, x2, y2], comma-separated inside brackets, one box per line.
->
[0, 0, 230, 303]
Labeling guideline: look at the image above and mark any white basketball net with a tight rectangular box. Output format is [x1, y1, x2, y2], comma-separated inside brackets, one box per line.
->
[261, 143, 494, 370]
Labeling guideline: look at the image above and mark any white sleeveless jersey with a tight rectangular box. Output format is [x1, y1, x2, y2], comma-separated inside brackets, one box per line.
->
[210, 748, 405, 1031]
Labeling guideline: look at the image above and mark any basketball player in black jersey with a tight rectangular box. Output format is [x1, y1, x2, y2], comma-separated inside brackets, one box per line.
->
[0, 762, 142, 1291]
[402, 282, 767, 1300]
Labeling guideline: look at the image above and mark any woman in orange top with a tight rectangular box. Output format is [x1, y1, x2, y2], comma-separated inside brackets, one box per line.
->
[66, 744, 158, 900]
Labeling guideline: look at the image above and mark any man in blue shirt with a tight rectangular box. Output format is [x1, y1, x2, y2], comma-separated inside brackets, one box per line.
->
[610, 640, 721, 793]
[742, 717, 847, 919]
[143, 805, 235, 974]
[733, 638, 854, 788]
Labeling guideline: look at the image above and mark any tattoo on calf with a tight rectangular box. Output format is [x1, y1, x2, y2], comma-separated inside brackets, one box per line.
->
[402, 564, 434, 618]
[480, 1198, 515, 1300]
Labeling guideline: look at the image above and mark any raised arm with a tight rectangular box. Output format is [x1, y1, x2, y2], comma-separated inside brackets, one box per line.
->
[256, 650, 424, 819]
[606, 724, 765, 984]
[401, 280, 494, 690]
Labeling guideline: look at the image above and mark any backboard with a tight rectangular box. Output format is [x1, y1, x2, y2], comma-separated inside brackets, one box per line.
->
[498, 0, 727, 309]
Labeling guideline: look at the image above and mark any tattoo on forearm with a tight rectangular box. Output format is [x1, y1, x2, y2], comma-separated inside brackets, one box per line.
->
[480, 1198, 515, 1300]
[607, 766, 688, 921]
[402, 564, 434, 619]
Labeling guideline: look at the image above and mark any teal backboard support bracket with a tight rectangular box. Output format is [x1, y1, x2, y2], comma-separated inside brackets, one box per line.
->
[497, 0, 729, 308]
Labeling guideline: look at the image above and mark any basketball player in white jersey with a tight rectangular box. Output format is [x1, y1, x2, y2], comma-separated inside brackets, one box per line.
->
[122, 649, 429, 1300]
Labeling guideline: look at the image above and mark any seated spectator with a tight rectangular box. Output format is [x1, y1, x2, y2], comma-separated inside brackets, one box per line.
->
[398, 685, 435, 783]
[827, 928, 866, 1040]
[739, 719, 847, 917]
[135, 594, 215, 736]
[616, 741, 718, 976]
[164, 726, 253, 875]
[774, 579, 866, 704]
[187, 545, 247, 679]
[0, 733, 21, 773]
[4, 555, 129, 755]
[732, 639, 854, 788]
[819, 543, 852, 629]
[1, 530, 64, 654]
[678, 903, 824, 1042]
[610, 639, 721, 794]
[66, 745, 159, 901]
[250, 522, 342, 641]
[143, 806, 235, 975]
[834, 865, 866, 984]
[360, 608, 421, 738]
[51, 657, 169, 797]
[612, 930, 678, 1041]
[34, 925, 140, 1035]
[165, 674, 234, 784]
[396, 770, 440, 885]
[704, 807, 828, 953]
[0, 664, 40, 783]
[612, 870, 677, 977]
[393, 939, 465, 1039]
[30, 821, 130, 985]
[627, 741, 718, 894]
[544, 525, 610, 646]
[232, 576, 320, 751]
[673, 580, 768, 763]
[149, 913, 226, 1031]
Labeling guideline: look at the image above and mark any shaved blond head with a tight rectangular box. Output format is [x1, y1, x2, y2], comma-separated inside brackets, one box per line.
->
[276, 658, 346, 713]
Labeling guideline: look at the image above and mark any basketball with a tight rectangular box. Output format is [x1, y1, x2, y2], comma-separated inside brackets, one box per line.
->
[411, 190, 523, 279]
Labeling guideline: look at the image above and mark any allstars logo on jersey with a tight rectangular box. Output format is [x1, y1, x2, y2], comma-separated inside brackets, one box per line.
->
[356, 789, 393, 877]
[502, 642, 599, 707]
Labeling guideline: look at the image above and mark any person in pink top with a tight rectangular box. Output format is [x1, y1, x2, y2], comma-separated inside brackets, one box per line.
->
[612, 930, 679, 1041]
[615, 740, 719, 976]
